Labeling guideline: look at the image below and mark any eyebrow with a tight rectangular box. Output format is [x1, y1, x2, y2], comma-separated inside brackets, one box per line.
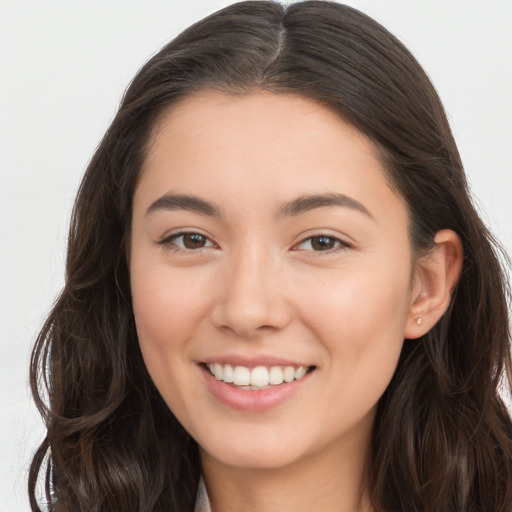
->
[146, 191, 372, 219]
[146, 193, 221, 217]
[276, 193, 373, 219]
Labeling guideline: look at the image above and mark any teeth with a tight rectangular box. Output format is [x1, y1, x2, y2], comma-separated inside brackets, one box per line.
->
[283, 366, 295, 383]
[223, 364, 234, 383]
[250, 366, 269, 387]
[207, 363, 310, 388]
[233, 366, 251, 386]
[214, 363, 223, 380]
[269, 366, 284, 385]
[294, 366, 307, 379]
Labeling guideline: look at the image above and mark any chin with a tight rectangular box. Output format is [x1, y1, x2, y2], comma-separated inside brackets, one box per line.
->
[198, 430, 306, 470]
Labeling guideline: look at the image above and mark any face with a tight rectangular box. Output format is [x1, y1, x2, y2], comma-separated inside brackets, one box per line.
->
[130, 92, 417, 472]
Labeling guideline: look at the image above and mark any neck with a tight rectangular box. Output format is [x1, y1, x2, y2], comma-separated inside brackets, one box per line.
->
[200, 430, 374, 512]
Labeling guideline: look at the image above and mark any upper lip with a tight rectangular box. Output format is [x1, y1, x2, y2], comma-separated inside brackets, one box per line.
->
[200, 355, 314, 368]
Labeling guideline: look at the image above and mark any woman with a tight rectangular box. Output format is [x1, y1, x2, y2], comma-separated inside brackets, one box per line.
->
[29, 1, 512, 511]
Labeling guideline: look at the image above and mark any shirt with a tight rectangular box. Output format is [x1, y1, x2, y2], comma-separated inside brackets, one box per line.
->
[194, 477, 211, 512]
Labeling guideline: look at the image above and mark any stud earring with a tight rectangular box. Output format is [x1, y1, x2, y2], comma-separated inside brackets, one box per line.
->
[416, 317, 422, 325]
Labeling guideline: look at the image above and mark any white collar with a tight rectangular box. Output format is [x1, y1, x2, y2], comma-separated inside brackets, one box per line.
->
[194, 477, 211, 512]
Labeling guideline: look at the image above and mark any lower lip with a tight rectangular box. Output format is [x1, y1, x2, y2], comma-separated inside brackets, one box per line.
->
[200, 365, 314, 412]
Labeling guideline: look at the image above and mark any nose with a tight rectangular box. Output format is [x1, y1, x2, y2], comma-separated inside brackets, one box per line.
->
[210, 246, 292, 339]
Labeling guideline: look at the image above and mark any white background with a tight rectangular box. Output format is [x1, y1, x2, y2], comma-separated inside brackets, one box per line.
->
[1, 1, 511, 509]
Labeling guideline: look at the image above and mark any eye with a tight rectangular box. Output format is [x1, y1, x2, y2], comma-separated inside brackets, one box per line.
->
[294, 235, 349, 252]
[159, 232, 216, 251]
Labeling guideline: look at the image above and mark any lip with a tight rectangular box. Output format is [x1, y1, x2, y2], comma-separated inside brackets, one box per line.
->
[199, 362, 315, 412]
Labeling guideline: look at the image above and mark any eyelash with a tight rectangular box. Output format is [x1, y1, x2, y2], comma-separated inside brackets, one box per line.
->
[294, 235, 351, 253]
[158, 232, 215, 252]
[159, 232, 351, 254]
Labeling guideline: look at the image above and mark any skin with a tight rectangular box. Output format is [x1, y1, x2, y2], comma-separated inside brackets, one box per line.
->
[130, 91, 462, 512]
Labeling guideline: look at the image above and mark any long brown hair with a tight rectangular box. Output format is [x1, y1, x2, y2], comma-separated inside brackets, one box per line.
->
[29, 2, 512, 511]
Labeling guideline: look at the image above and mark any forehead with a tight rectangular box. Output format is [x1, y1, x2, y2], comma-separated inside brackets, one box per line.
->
[134, 91, 406, 226]
[146, 91, 377, 163]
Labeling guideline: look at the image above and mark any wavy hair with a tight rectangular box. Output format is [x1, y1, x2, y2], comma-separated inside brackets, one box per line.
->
[29, 2, 512, 511]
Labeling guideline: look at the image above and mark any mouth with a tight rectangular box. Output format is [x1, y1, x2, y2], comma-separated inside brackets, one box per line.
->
[201, 362, 316, 390]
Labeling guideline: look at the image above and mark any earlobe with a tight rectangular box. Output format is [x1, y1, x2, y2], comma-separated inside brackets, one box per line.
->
[405, 229, 463, 339]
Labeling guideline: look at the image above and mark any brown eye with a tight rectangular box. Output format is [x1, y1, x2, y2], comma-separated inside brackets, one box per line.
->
[160, 232, 215, 251]
[182, 233, 208, 249]
[294, 235, 349, 253]
[310, 236, 336, 250]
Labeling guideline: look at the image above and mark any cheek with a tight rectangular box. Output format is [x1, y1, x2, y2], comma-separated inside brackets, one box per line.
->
[131, 260, 210, 349]
[296, 260, 411, 385]
[302, 262, 411, 338]
[305, 276, 409, 429]
[131, 277, 182, 401]
[129, 262, 211, 420]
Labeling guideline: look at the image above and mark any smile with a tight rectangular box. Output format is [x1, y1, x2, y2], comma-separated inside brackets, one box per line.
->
[201, 361, 316, 411]
[206, 363, 313, 389]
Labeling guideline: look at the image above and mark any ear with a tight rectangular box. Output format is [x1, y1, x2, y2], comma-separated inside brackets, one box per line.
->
[405, 229, 463, 339]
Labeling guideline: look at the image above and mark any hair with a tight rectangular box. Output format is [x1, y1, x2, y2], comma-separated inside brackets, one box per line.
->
[29, 1, 512, 511]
